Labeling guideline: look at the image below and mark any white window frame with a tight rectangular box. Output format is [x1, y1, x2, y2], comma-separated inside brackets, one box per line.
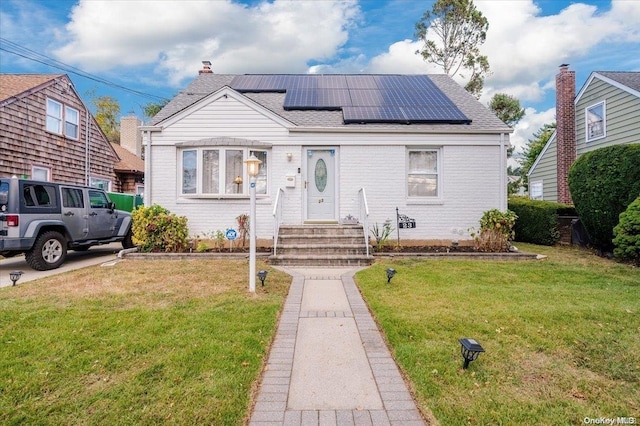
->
[406, 147, 442, 203]
[530, 180, 543, 200]
[46, 98, 80, 140]
[585, 101, 606, 142]
[179, 147, 269, 198]
[32, 166, 51, 181]
[64, 105, 79, 140]
[90, 177, 112, 191]
[46, 98, 63, 134]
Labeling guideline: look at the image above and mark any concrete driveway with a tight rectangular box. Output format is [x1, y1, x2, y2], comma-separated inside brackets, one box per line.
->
[0, 242, 123, 288]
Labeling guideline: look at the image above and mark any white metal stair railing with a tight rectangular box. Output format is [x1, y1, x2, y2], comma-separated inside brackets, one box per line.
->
[358, 187, 370, 257]
[272, 188, 285, 256]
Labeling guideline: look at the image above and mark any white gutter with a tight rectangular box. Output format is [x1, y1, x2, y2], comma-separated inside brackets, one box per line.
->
[289, 126, 513, 135]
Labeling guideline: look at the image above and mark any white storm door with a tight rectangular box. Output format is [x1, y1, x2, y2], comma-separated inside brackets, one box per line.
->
[306, 148, 337, 221]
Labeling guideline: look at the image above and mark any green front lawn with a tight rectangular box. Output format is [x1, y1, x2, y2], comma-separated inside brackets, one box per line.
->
[356, 244, 639, 425]
[0, 259, 290, 425]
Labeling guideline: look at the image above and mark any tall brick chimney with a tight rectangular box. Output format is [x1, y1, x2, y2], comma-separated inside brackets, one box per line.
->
[556, 64, 576, 205]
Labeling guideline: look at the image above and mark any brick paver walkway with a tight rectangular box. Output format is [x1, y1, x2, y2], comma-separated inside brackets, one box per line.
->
[249, 268, 426, 426]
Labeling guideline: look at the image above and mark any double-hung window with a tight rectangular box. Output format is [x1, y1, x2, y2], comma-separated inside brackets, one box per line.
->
[586, 101, 606, 142]
[407, 148, 441, 198]
[181, 147, 269, 196]
[46, 98, 80, 140]
[46, 99, 63, 134]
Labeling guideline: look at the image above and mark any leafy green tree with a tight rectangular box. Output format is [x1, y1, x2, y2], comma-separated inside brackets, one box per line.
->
[143, 99, 170, 120]
[489, 93, 525, 127]
[87, 90, 121, 143]
[520, 123, 556, 186]
[415, 0, 489, 98]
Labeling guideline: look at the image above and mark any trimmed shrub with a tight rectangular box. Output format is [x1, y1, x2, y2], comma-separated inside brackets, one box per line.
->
[470, 209, 517, 252]
[568, 144, 640, 251]
[508, 197, 574, 246]
[613, 197, 640, 266]
[131, 204, 189, 252]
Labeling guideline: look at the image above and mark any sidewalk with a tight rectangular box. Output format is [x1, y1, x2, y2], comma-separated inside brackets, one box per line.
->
[249, 267, 426, 426]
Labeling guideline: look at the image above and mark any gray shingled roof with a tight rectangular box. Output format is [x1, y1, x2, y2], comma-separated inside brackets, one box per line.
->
[598, 71, 640, 93]
[150, 73, 511, 133]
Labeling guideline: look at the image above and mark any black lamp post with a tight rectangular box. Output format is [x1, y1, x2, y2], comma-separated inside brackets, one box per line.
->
[10, 270, 23, 286]
[459, 338, 485, 369]
[257, 270, 268, 286]
[386, 268, 396, 283]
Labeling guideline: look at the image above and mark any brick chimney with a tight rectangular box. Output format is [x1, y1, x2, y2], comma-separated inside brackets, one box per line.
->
[120, 115, 142, 157]
[556, 64, 576, 205]
[199, 60, 213, 74]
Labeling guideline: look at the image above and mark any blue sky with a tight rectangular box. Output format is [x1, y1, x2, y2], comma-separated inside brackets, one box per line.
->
[1, 0, 639, 159]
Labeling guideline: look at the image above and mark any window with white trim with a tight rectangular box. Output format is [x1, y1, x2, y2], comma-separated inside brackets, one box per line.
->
[90, 177, 112, 191]
[46, 99, 62, 134]
[586, 101, 606, 142]
[407, 149, 440, 198]
[180, 147, 269, 196]
[65, 106, 79, 139]
[32, 166, 50, 181]
[46, 98, 80, 139]
[530, 181, 543, 200]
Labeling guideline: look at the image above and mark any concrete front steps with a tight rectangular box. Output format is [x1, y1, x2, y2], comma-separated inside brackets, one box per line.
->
[269, 224, 374, 267]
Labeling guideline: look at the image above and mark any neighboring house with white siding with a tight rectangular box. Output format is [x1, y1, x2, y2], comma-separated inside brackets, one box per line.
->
[528, 67, 640, 203]
[142, 64, 511, 244]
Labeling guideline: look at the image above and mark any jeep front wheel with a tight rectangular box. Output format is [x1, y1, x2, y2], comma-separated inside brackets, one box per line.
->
[26, 231, 67, 271]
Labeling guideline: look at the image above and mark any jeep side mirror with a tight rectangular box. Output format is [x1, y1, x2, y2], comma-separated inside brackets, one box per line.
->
[108, 201, 116, 212]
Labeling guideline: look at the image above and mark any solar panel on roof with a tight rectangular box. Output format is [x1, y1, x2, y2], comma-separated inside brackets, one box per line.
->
[343, 106, 407, 123]
[229, 74, 471, 124]
[284, 89, 351, 109]
[345, 75, 378, 89]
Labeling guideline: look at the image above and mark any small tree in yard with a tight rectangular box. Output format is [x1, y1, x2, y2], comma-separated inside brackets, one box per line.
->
[613, 197, 640, 266]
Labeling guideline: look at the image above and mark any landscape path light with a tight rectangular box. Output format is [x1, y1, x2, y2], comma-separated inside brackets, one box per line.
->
[386, 268, 396, 283]
[10, 270, 23, 286]
[459, 338, 485, 369]
[244, 154, 262, 293]
[258, 270, 268, 286]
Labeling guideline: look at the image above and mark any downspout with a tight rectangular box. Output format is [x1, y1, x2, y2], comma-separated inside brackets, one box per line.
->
[500, 133, 507, 211]
[144, 130, 151, 207]
[85, 109, 90, 185]
[139, 125, 162, 207]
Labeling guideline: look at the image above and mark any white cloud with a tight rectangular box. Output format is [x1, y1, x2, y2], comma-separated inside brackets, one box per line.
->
[510, 106, 556, 164]
[54, 0, 361, 86]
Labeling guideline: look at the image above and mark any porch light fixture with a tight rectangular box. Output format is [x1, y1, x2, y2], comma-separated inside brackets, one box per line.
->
[10, 270, 23, 286]
[244, 154, 262, 293]
[258, 270, 268, 286]
[459, 338, 485, 369]
[286, 152, 293, 161]
[386, 268, 396, 283]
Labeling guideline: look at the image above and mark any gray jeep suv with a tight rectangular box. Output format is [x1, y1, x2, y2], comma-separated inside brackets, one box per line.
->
[0, 177, 134, 271]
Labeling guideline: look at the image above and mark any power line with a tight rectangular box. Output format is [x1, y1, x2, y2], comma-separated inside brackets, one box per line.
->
[0, 37, 169, 102]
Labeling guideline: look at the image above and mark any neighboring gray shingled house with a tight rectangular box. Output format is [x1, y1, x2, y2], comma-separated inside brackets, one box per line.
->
[528, 68, 640, 203]
[141, 64, 512, 244]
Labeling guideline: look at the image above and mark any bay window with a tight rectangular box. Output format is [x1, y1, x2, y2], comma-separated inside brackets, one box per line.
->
[180, 147, 268, 196]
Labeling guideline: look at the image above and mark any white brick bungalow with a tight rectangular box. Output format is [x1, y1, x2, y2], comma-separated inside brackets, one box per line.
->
[141, 67, 511, 245]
